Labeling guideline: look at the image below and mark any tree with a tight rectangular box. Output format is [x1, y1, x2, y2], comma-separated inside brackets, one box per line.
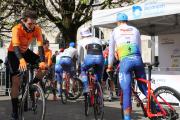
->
[9, 0, 137, 45]
[0, 0, 14, 39]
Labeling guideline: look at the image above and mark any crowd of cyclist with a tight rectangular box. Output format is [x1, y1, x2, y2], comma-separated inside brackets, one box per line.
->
[7, 8, 148, 120]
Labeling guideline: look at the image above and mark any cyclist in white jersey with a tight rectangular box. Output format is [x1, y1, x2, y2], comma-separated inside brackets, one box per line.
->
[107, 13, 147, 120]
[77, 27, 104, 94]
[55, 42, 77, 77]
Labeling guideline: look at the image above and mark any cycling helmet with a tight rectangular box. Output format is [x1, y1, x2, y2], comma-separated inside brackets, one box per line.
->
[69, 42, 75, 47]
[117, 13, 128, 21]
[59, 48, 64, 52]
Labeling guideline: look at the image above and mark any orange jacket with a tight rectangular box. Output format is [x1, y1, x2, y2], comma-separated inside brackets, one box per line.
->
[44, 49, 52, 67]
[8, 23, 43, 53]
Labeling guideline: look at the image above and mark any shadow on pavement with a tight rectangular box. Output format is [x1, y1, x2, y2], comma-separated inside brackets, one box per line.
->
[0, 98, 147, 120]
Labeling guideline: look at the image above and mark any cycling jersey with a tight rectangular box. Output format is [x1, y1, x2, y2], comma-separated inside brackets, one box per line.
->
[44, 49, 52, 67]
[77, 36, 104, 93]
[61, 47, 77, 58]
[8, 23, 43, 53]
[108, 24, 147, 112]
[55, 47, 77, 82]
[77, 36, 102, 64]
[36, 48, 52, 67]
[108, 24, 141, 66]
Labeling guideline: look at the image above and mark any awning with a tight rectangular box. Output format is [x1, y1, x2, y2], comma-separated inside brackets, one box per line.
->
[92, 0, 180, 35]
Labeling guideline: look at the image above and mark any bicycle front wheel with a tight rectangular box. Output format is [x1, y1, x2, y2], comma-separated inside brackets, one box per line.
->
[152, 86, 180, 120]
[20, 84, 46, 120]
[93, 82, 104, 120]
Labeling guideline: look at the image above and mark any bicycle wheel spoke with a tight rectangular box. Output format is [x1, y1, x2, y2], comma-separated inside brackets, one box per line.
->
[20, 84, 46, 120]
[94, 82, 104, 120]
[152, 86, 180, 120]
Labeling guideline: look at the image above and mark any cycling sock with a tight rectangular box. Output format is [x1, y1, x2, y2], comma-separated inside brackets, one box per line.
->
[11, 98, 19, 116]
[124, 115, 131, 120]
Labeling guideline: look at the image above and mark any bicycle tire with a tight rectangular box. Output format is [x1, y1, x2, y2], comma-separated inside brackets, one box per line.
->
[19, 84, 46, 120]
[84, 93, 90, 116]
[60, 81, 67, 104]
[93, 82, 104, 120]
[44, 86, 51, 99]
[151, 86, 180, 120]
[66, 77, 83, 100]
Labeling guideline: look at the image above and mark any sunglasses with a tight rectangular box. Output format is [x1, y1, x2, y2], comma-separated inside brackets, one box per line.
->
[27, 22, 36, 26]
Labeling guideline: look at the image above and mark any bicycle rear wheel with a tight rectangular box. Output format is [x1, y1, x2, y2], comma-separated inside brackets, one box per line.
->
[19, 84, 46, 120]
[151, 86, 180, 120]
[66, 77, 83, 100]
[93, 82, 104, 120]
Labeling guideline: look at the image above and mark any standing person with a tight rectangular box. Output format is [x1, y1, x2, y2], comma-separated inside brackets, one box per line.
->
[107, 13, 147, 120]
[77, 27, 104, 94]
[7, 8, 46, 120]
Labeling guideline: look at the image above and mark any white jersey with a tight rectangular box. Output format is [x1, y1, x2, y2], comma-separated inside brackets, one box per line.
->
[108, 24, 141, 65]
[77, 36, 102, 64]
[61, 47, 77, 58]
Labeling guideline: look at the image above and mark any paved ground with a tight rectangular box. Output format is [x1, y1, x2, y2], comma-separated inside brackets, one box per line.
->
[0, 95, 151, 120]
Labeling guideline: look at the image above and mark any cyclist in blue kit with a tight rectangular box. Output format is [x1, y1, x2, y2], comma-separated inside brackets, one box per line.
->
[77, 27, 104, 94]
[107, 13, 148, 120]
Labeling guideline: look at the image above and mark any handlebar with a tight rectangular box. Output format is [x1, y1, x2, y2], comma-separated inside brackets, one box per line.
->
[18, 64, 39, 77]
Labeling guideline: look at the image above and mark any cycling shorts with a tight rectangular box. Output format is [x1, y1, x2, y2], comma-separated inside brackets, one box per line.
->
[8, 49, 40, 76]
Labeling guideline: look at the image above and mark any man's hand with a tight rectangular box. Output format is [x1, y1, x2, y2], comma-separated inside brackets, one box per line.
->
[19, 58, 27, 71]
[106, 65, 113, 80]
[39, 62, 46, 70]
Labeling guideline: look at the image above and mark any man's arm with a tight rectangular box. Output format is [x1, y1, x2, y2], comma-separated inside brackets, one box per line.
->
[12, 26, 27, 71]
[35, 26, 45, 62]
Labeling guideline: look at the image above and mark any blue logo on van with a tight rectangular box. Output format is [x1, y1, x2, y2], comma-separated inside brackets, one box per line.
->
[132, 5, 142, 19]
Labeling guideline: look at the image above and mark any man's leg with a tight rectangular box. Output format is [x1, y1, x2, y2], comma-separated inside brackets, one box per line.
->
[119, 59, 133, 120]
[11, 75, 20, 119]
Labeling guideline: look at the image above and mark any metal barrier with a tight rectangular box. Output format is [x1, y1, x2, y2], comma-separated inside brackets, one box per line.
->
[0, 67, 11, 96]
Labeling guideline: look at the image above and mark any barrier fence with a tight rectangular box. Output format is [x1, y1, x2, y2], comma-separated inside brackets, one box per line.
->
[0, 67, 11, 96]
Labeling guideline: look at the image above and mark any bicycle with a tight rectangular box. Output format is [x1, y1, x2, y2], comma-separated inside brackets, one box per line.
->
[60, 71, 83, 104]
[40, 71, 58, 100]
[120, 63, 180, 120]
[18, 64, 46, 120]
[84, 66, 104, 120]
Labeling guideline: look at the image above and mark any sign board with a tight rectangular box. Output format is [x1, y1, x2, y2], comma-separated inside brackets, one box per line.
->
[159, 34, 180, 67]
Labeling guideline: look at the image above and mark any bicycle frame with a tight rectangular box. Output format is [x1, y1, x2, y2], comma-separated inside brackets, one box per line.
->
[62, 71, 71, 93]
[88, 72, 96, 106]
[134, 78, 175, 118]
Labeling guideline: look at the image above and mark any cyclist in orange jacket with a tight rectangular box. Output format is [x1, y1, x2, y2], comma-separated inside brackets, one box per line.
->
[7, 8, 46, 120]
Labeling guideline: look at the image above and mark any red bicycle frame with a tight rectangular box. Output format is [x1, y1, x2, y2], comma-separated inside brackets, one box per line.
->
[135, 78, 175, 118]
[88, 72, 96, 106]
